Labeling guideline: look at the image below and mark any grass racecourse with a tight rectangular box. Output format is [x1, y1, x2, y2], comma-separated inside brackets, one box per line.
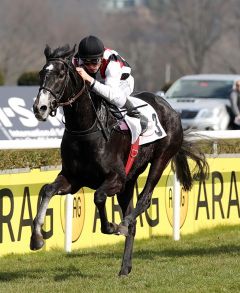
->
[0, 226, 239, 293]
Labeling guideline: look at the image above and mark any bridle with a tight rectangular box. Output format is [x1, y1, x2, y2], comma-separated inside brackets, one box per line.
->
[38, 57, 111, 141]
[38, 58, 85, 117]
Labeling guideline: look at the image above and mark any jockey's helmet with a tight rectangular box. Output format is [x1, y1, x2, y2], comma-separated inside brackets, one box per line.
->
[78, 35, 104, 59]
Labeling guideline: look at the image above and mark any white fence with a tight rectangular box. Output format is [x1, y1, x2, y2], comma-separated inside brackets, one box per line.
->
[1, 130, 240, 150]
[1, 130, 240, 250]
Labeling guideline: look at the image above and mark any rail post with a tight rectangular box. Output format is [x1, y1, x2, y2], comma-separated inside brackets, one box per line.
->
[173, 173, 180, 241]
[64, 193, 73, 252]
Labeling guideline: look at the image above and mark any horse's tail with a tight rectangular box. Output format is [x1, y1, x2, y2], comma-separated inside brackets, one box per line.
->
[171, 130, 209, 191]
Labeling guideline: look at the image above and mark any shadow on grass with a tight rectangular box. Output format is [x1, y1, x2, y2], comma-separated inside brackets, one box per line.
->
[66, 242, 240, 261]
[0, 265, 98, 283]
[134, 244, 240, 259]
[1, 227, 239, 282]
[52, 265, 100, 281]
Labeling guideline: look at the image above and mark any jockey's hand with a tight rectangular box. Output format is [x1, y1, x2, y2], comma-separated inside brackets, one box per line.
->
[76, 67, 93, 85]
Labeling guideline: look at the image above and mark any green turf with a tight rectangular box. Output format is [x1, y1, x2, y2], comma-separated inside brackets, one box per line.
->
[0, 225, 239, 293]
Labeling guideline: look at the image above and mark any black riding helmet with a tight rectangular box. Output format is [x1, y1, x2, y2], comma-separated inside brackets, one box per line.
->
[78, 35, 104, 59]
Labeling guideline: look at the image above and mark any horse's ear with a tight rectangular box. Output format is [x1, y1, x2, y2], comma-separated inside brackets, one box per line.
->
[44, 45, 51, 60]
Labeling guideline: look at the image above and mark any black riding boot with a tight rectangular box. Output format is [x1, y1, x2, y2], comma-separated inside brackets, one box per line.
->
[124, 100, 148, 134]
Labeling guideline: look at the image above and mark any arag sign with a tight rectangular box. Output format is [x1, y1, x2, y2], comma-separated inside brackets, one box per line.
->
[165, 171, 189, 228]
[0, 86, 64, 140]
[60, 189, 85, 242]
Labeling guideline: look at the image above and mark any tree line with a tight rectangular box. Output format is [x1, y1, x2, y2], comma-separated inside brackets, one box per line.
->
[0, 0, 240, 92]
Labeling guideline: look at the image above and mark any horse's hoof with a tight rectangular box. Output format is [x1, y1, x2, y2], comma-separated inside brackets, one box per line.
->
[117, 224, 129, 236]
[30, 234, 45, 251]
[118, 266, 132, 276]
[101, 222, 118, 234]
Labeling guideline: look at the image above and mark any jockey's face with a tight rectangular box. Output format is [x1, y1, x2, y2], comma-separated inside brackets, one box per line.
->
[81, 57, 102, 74]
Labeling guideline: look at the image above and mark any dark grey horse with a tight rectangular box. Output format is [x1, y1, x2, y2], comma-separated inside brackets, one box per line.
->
[31, 44, 208, 276]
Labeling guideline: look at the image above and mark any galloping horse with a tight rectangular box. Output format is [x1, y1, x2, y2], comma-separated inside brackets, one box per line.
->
[31, 44, 208, 276]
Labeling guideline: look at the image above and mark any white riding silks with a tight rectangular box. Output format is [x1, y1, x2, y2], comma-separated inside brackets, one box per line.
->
[92, 60, 134, 108]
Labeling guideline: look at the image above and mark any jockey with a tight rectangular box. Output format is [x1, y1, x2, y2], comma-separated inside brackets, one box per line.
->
[74, 35, 148, 134]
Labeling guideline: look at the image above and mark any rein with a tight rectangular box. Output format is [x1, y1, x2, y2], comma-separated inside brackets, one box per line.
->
[58, 83, 85, 107]
[84, 87, 110, 141]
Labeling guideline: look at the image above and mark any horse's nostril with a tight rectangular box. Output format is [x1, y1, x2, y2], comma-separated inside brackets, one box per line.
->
[40, 105, 47, 112]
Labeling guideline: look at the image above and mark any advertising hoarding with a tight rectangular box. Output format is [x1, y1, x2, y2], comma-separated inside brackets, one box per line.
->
[0, 86, 64, 140]
[0, 157, 239, 256]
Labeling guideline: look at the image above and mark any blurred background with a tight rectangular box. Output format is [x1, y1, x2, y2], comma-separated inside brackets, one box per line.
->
[1, 0, 240, 92]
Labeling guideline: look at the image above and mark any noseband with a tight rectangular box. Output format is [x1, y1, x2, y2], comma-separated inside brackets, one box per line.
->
[39, 58, 85, 116]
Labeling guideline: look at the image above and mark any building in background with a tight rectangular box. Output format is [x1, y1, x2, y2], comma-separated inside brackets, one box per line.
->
[103, 0, 145, 10]
[101, 0, 170, 12]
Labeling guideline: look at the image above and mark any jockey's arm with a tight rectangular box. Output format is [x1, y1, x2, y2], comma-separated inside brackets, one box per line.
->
[92, 62, 127, 108]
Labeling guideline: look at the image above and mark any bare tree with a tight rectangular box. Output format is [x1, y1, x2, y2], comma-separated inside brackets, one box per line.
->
[0, 0, 53, 83]
[164, 0, 230, 73]
[0, 0, 103, 84]
[208, 0, 240, 74]
[0, 0, 239, 90]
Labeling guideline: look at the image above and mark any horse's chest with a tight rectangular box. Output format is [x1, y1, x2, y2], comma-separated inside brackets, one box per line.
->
[62, 135, 115, 185]
[63, 145, 105, 175]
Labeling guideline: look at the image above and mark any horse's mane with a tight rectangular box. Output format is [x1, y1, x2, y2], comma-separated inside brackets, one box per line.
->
[45, 44, 75, 59]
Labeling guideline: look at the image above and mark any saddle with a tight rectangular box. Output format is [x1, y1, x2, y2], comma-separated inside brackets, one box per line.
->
[105, 101, 148, 135]
[101, 100, 140, 175]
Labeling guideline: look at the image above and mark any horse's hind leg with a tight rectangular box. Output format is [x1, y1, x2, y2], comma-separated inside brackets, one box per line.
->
[30, 174, 71, 250]
[119, 154, 174, 233]
[117, 181, 136, 276]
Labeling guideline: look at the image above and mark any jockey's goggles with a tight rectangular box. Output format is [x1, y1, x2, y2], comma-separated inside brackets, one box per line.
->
[80, 57, 102, 65]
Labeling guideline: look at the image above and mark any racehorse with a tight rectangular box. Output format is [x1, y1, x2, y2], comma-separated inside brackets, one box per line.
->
[31, 44, 209, 276]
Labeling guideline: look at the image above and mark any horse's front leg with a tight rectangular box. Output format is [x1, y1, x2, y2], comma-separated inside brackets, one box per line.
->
[117, 181, 136, 276]
[94, 173, 125, 235]
[30, 174, 71, 250]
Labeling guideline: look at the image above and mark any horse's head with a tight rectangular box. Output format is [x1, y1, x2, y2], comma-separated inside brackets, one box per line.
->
[33, 44, 82, 121]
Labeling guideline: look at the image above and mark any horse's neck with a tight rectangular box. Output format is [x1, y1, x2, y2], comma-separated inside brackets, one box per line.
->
[63, 92, 99, 131]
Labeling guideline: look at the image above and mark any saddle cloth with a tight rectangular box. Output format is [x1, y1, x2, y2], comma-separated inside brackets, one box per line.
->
[122, 96, 167, 145]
